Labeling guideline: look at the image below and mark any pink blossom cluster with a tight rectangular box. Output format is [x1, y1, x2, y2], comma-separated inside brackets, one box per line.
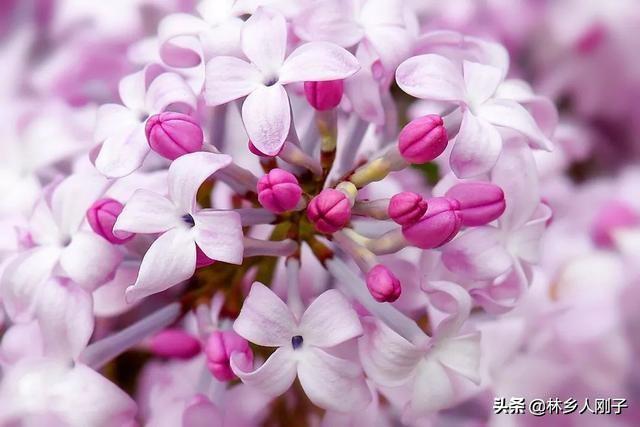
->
[1, 1, 639, 426]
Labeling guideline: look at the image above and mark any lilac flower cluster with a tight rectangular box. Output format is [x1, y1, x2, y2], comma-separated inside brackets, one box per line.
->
[1, 1, 639, 426]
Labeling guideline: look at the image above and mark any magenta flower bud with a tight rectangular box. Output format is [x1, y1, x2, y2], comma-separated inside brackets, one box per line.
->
[388, 192, 428, 225]
[398, 115, 448, 164]
[205, 330, 253, 382]
[307, 188, 351, 234]
[591, 200, 639, 248]
[402, 197, 462, 249]
[366, 264, 401, 303]
[145, 112, 203, 160]
[86, 198, 134, 244]
[445, 182, 506, 226]
[304, 80, 344, 111]
[257, 168, 302, 213]
[149, 329, 201, 359]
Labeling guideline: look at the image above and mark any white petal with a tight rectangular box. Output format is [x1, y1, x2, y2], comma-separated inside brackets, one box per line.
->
[435, 332, 481, 384]
[358, 318, 422, 387]
[168, 151, 232, 214]
[193, 210, 243, 264]
[94, 122, 150, 178]
[233, 282, 296, 347]
[450, 110, 502, 178]
[279, 42, 359, 84]
[422, 281, 472, 339]
[463, 60, 503, 105]
[407, 359, 455, 416]
[114, 189, 180, 234]
[144, 72, 197, 113]
[478, 99, 553, 151]
[297, 347, 371, 412]
[51, 172, 111, 236]
[441, 227, 512, 280]
[293, 0, 363, 46]
[36, 279, 94, 360]
[118, 69, 148, 111]
[92, 264, 139, 317]
[299, 289, 362, 348]
[59, 232, 123, 290]
[93, 104, 139, 144]
[125, 228, 196, 303]
[396, 54, 465, 103]
[204, 56, 262, 106]
[157, 14, 209, 67]
[241, 84, 291, 156]
[0, 248, 60, 322]
[230, 346, 297, 397]
[242, 7, 287, 74]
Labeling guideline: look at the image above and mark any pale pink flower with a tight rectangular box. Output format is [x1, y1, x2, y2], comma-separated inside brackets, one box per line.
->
[396, 52, 553, 178]
[93, 66, 197, 178]
[114, 151, 243, 302]
[204, 7, 359, 155]
[231, 282, 371, 412]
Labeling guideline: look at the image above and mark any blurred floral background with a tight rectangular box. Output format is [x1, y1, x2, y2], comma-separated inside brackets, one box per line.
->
[1, 0, 640, 426]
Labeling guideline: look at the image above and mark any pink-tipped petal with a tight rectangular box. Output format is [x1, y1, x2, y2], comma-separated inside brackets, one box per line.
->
[241, 84, 291, 156]
[193, 210, 244, 265]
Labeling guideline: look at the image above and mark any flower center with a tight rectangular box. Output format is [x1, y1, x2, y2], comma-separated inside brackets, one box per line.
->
[291, 335, 303, 350]
[182, 213, 195, 227]
[263, 75, 278, 87]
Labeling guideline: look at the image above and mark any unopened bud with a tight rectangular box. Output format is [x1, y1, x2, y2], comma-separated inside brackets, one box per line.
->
[87, 198, 134, 244]
[145, 112, 203, 160]
[149, 329, 201, 359]
[398, 115, 448, 164]
[205, 330, 253, 382]
[366, 264, 401, 302]
[388, 192, 428, 225]
[257, 169, 303, 213]
[304, 80, 344, 111]
[445, 182, 505, 226]
[402, 197, 461, 249]
[307, 188, 351, 234]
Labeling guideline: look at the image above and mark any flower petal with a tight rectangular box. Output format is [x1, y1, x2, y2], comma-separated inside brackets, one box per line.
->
[94, 104, 139, 144]
[193, 210, 244, 264]
[157, 14, 209, 67]
[450, 110, 502, 178]
[168, 151, 232, 214]
[145, 72, 197, 114]
[95, 122, 150, 178]
[36, 278, 94, 360]
[297, 347, 371, 412]
[204, 56, 262, 106]
[422, 281, 472, 339]
[0, 247, 60, 322]
[59, 232, 122, 291]
[241, 84, 290, 156]
[478, 99, 553, 151]
[441, 226, 512, 280]
[358, 318, 422, 387]
[407, 359, 456, 416]
[182, 396, 222, 427]
[396, 54, 466, 103]
[435, 332, 481, 384]
[230, 346, 297, 397]
[299, 289, 362, 348]
[114, 189, 180, 234]
[279, 42, 359, 84]
[233, 282, 296, 347]
[293, 0, 363, 46]
[125, 228, 196, 303]
[463, 60, 503, 105]
[242, 7, 287, 74]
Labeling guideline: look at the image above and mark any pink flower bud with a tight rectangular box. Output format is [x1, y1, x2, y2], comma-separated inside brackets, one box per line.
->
[149, 329, 201, 359]
[398, 115, 448, 164]
[445, 182, 505, 226]
[388, 192, 428, 225]
[257, 168, 302, 213]
[591, 200, 639, 248]
[366, 264, 401, 302]
[307, 188, 351, 233]
[402, 197, 462, 249]
[86, 198, 134, 244]
[205, 330, 253, 382]
[145, 112, 203, 160]
[304, 80, 344, 111]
